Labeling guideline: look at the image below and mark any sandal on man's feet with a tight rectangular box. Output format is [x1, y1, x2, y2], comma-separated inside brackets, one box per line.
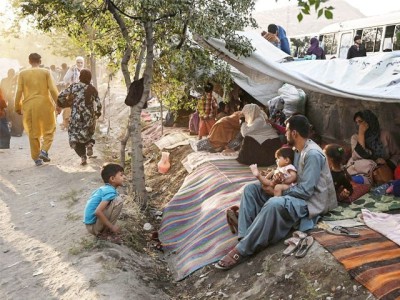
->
[215, 248, 245, 270]
[325, 226, 360, 238]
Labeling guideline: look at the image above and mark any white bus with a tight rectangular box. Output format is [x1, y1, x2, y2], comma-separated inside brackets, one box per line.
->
[290, 12, 400, 59]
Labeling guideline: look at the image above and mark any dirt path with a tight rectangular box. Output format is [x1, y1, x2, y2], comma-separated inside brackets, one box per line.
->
[0, 123, 168, 299]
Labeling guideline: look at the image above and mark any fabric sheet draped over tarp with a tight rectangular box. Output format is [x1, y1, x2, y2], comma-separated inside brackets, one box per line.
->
[199, 31, 400, 104]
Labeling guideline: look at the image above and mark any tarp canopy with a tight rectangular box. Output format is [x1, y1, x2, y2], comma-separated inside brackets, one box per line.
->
[199, 31, 400, 103]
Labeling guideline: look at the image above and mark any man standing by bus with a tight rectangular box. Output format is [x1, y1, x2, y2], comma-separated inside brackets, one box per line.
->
[347, 35, 367, 59]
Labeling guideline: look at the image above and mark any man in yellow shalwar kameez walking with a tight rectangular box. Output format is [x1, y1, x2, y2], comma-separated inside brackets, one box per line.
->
[14, 53, 60, 166]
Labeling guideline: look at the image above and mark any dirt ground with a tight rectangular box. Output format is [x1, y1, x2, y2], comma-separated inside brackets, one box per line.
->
[0, 86, 376, 300]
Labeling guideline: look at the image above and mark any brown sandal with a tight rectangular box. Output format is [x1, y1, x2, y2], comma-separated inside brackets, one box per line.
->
[226, 205, 239, 234]
[215, 247, 245, 270]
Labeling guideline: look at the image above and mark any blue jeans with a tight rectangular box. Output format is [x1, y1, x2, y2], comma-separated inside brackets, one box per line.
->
[236, 183, 309, 256]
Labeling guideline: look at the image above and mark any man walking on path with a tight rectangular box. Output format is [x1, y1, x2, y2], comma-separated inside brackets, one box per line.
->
[14, 53, 60, 166]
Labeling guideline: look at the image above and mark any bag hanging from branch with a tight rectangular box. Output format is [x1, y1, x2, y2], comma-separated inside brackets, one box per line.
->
[125, 78, 145, 107]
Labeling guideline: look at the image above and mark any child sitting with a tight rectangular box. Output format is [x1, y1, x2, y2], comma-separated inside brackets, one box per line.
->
[83, 163, 125, 243]
[250, 147, 297, 196]
[324, 144, 354, 201]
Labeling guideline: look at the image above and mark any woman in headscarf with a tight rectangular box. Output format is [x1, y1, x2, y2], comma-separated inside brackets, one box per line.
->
[57, 69, 102, 165]
[194, 110, 242, 152]
[306, 37, 326, 60]
[237, 104, 282, 166]
[348, 110, 400, 183]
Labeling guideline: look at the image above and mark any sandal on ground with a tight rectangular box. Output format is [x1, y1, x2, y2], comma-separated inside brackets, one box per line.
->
[283, 237, 301, 256]
[295, 236, 314, 258]
[325, 226, 360, 238]
[215, 248, 245, 270]
[292, 230, 307, 240]
[226, 206, 239, 234]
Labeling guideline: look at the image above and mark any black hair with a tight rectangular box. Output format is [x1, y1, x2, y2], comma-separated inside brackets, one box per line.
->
[275, 147, 294, 163]
[268, 24, 278, 34]
[324, 144, 345, 166]
[29, 53, 41, 63]
[101, 163, 124, 183]
[285, 114, 310, 138]
[204, 82, 214, 93]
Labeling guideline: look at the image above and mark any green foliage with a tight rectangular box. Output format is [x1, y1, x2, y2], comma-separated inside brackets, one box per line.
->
[297, 0, 334, 22]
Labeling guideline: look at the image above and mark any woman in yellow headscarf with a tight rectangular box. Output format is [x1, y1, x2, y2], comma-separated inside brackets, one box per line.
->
[14, 53, 60, 166]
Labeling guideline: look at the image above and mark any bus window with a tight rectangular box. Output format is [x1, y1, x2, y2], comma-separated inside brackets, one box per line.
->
[383, 25, 395, 51]
[339, 32, 352, 58]
[363, 27, 377, 52]
[394, 25, 400, 51]
[323, 33, 338, 56]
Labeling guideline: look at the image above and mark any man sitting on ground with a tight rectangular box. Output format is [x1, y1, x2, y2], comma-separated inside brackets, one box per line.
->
[215, 115, 337, 270]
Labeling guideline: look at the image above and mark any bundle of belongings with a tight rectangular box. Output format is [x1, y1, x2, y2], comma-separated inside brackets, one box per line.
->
[267, 83, 307, 126]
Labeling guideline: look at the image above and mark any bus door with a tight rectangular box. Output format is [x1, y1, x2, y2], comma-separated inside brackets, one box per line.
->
[338, 31, 353, 58]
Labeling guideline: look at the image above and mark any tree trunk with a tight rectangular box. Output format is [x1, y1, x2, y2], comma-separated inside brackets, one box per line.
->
[90, 54, 98, 89]
[131, 21, 154, 209]
[120, 44, 146, 168]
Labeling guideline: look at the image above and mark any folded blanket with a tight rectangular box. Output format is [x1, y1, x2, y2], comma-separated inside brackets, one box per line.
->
[154, 132, 191, 150]
[362, 209, 400, 246]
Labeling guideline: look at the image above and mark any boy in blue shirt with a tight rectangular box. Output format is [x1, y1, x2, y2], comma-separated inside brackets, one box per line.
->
[83, 163, 125, 243]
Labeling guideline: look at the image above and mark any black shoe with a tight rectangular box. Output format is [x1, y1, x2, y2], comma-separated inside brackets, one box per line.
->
[39, 150, 50, 162]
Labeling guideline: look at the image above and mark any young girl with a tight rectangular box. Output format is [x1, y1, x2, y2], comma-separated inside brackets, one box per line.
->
[324, 144, 354, 201]
[250, 147, 297, 196]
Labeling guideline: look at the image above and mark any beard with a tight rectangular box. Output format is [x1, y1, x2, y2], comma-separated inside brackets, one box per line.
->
[286, 135, 294, 146]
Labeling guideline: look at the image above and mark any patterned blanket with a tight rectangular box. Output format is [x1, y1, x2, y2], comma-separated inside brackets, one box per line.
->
[323, 194, 400, 221]
[158, 159, 257, 280]
[312, 228, 400, 300]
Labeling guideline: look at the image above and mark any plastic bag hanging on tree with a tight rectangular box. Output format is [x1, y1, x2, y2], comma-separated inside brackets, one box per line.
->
[158, 152, 171, 174]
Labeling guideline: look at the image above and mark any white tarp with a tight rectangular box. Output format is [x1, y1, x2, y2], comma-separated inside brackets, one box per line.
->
[200, 31, 400, 103]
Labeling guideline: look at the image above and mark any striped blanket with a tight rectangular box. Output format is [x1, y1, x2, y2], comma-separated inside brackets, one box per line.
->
[312, 228, 400, 299]
[159, 159, 258, 280]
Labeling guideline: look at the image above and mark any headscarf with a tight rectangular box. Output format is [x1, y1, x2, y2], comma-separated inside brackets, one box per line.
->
[240, 104, 278, 144]
[79, 69, 98, 105]
[354, 110, 385, 158]
[306, 37, 324, 58]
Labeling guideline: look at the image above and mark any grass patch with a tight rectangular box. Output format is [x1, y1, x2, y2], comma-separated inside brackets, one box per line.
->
[69, 237, 107, 255]
[59, 189, 81, 207]
[66, 212, 81, 222]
